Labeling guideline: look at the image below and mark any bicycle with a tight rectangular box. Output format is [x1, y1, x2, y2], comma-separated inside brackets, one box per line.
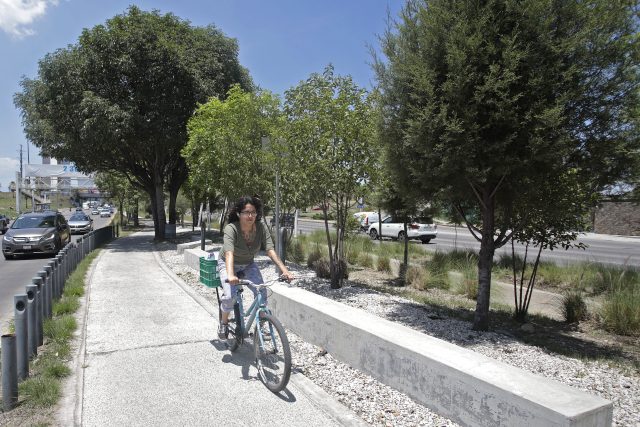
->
[216, 276, 292, 393]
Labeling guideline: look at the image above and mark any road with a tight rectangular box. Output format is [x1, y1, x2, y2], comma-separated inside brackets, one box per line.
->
[295, 219, 640, 267]
[0, 210, 113, 331]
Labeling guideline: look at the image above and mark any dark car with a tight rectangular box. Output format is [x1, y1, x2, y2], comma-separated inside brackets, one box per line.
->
[2, 211, 71, 260]
[0, 214, 9, 234]
[68, 213, 93, 234]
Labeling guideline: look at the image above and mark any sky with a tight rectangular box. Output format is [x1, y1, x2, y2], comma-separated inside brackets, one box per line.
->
[0, 0, 403, 191]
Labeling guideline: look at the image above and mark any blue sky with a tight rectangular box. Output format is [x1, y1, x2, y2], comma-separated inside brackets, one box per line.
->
[0, 0, 402, 191]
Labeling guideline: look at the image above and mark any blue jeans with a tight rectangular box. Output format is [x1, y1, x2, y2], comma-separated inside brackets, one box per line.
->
[217, 258, 266, 313]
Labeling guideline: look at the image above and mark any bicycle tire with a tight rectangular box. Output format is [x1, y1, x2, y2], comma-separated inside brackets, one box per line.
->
[253, 311, 291, 393]
[228, 303, 242, 352]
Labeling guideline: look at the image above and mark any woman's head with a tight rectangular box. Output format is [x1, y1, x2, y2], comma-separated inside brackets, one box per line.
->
[228, 195, 263, 223]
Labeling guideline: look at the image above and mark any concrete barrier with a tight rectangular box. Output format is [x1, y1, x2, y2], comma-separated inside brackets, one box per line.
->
[177, 240, 212, 255]
[183, 246, 221, 272]
[182, 249, 612, 426]
[268, 285, 612, 427]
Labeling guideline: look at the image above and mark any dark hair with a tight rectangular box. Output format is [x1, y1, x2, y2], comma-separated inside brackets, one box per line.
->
[228, 195, 263, 222]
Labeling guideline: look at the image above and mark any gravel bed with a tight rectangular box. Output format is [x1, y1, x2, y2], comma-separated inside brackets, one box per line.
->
[156, 241, 639, 427]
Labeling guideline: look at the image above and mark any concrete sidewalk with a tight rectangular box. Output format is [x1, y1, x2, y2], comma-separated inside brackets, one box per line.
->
[57, 230, 360, 426]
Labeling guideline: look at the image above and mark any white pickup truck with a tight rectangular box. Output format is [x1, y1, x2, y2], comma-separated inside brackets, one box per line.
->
[368, 216, 437, 244]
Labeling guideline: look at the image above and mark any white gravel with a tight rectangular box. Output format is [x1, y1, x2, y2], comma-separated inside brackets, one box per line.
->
[156, 241, 639, 427]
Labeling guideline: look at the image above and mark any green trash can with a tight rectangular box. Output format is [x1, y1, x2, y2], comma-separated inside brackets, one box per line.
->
[199, 257, 221, 288]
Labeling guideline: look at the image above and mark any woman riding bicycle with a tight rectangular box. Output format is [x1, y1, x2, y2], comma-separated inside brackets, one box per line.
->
[217, 195, 294, 338]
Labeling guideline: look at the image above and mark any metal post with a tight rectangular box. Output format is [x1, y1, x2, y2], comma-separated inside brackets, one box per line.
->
[56, 254, 64, 295]
[37, 270, 50, 319]
[44, 264, 53, 300]
[26, 285, 38, 357]
[32, 276, 44, 346]
[14, 295, 29, 381]
[51, 258, 59, 299]
[2, 334, 18, 411]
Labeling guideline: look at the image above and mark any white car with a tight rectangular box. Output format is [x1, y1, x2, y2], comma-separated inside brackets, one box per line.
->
[353, 211, 380, 232]
[368, 216, 437, 244]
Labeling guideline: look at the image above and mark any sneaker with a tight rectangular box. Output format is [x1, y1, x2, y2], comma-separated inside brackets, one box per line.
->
[217, 323, 228, 339]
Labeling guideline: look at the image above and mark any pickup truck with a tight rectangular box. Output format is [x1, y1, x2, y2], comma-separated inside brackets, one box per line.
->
[368, 216, 437, 244]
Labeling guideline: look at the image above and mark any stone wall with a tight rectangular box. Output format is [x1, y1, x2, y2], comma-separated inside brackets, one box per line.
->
[593, 200, 640, 236]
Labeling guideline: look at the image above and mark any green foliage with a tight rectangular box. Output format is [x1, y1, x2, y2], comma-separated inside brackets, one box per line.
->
[377, 256, 392, 273]
[601, 286, 640, 336]
[375, 0, 639, 330]
[53, 296, 80, 316]
[14, 6, 252, 240]
[357, 252, 374, 268]
[287, 238, 306, 264]
[19, 377, 60, 407]
[561, 291, 588, 323]
[405, 266, 429, 291]
[284, 65, 378, 288]
[183, 85, 279, 204]
[306, 246, 323, 269]
[43, 315, 77, 345]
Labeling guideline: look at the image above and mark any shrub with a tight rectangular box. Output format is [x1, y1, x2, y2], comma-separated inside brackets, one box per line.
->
[601, 286, 640, 336]
[307, 246, 323, 268]
[357, 252, 374, 268]
[288, 239, 306, 264]
[377, 256, 391, 273]
[314, 258, 331, 279]
[405, 266, 429, 290]
[561, 291, 588, 323]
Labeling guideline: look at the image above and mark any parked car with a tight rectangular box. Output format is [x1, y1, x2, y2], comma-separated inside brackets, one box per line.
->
[353, 211, 380, 232]
[368, 215, 437, 244]
[0, 214, 10, 234]
[68, 213, 93, 234]
[2, 211, 71, 259]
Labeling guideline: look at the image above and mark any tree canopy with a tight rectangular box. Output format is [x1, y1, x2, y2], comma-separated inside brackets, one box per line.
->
[14, 6, 252, 239]
[375, 0, 639, 330]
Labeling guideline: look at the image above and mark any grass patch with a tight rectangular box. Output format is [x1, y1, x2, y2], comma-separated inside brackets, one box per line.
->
[52, 296, 80, 316]
[18, 377, 61, 408]
[601, 286, 640, 336]
[377, 256, 392, 273]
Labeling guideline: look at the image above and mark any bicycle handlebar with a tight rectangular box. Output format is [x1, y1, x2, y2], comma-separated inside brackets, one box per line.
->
[226, 276, 292, 287]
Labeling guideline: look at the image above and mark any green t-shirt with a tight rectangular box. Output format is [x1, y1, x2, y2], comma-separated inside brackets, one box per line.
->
[221, 221, 274, 265]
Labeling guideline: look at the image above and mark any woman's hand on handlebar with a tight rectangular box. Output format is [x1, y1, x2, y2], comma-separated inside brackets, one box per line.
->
[226, 274, 240, 285]
[280, 271, 295, 283]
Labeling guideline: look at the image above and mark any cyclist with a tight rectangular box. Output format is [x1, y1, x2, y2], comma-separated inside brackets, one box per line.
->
[217, 195, 294, 338]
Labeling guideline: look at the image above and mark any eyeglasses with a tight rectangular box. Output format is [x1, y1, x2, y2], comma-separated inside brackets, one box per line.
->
[240, 210, 257, 217]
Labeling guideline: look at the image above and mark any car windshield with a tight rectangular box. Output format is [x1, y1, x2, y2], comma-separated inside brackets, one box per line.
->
[70, 214, 89, 221]
[12, 215, 55, 229]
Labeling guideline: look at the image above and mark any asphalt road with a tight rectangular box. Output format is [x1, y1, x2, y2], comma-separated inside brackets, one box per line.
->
[0, 209, 113, 331]
[295, 219, 640, 267]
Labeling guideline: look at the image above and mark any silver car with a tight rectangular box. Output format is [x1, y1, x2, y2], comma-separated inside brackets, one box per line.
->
[2, 211, 71, 260]
[68, 213, 93, 234]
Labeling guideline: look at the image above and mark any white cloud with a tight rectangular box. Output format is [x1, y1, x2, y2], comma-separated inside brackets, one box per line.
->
[0, 157, 20, 190]
[0, 0, 59, 38]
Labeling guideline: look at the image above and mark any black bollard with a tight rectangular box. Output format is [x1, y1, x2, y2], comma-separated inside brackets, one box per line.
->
[2, 334, 18, 411]
[32, 276, 44, 346]
[38, 270, 50, 319]
[14, 295, 29, 381]
[26, 284, 38, 357]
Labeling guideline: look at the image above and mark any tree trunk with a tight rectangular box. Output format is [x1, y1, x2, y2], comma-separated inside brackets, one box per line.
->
[152, 174, 166, 240]
[168, 186, 178, 224]
[473, 191, 495, 331]
[401, 221, 409, 283]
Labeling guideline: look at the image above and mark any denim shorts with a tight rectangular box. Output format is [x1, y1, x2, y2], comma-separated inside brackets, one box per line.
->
[217, 257, 266, 313]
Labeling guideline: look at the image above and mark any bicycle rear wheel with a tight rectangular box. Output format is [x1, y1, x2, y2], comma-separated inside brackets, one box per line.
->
[253, 312, 291, 393]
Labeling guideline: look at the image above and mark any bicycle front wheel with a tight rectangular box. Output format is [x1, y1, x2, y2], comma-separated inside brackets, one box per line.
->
[253, 312, 291, 393]
[226, 303, 242, 352]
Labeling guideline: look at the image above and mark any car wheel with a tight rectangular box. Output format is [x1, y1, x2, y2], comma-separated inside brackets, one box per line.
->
[397, 231, 406, 241]
[421, 238, 431, 244]
[369, 228, 378, 240]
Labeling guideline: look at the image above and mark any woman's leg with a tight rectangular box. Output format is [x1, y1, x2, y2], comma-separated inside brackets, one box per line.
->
[217, 258, 237, 324]
[242, 262, 267, 305]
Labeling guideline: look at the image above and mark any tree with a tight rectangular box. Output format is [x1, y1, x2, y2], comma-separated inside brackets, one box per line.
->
[284, 65, 378, 288]
[376, 0, 639, 330]
[183, 85, 281, 229]
[14, 6, 252, 240]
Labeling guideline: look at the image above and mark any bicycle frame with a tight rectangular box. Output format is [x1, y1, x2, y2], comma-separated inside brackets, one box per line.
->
[229, 281, 275, 346]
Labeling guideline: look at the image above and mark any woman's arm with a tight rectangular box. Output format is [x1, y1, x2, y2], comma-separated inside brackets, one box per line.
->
[225, 252, 239, 284]
[266, 249, 294, 282]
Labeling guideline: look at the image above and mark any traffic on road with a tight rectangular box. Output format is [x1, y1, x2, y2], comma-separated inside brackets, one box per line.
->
[0, 206, 115, 329]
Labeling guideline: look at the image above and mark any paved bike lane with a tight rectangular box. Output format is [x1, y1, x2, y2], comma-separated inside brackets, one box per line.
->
[57, 231, 352, 426]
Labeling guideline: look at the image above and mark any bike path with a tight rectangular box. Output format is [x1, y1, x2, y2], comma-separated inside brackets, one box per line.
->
[58, 231, 351, 426]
